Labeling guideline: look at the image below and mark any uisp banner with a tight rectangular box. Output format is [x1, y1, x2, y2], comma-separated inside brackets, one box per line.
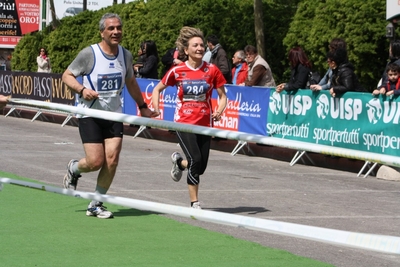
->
[267, 89, 400, 157]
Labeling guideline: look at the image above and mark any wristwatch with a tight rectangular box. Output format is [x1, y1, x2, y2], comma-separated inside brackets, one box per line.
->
[138, 102, 148, 109]
[79, 87, 86, 97]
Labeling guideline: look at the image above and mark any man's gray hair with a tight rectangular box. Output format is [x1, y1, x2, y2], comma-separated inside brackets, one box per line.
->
[99, 13, 122, 32]
[236, 50, 246, 61]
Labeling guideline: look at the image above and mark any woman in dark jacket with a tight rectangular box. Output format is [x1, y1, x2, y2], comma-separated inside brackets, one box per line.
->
[276, 46, 312, 93]
[134, 40, 159, 79]
[328, 48, 364, 97]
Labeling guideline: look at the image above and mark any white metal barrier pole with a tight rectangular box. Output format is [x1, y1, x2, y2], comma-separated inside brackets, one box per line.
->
[7, 98, 400, 168]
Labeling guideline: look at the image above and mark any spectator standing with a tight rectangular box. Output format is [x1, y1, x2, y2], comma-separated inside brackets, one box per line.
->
[373, 63, 400, 96]
[276, 47, 312, 93]
[134, 40, 159, 79]
[231, 50, 248, 85]
[133, 42, 146, 78]
[206, 34, 232, 84]
[328, 48, 364, 97]
[152, 26, 227, 209]
[37, 47, 51, 73]
[243, 45, 275, 87]
[61, 13, 156, 219]
[161, 47, 183, 78]
[310, 38, 347, 91]
[203, 47, 212, 63]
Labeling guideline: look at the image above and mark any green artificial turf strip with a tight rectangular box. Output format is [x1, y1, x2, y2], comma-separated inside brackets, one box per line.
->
[0, 171, 334, 267]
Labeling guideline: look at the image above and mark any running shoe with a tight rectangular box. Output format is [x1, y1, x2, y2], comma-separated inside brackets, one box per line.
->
[170, 152, 183, 182]
[86, 202, 114, 219]
[63, 159, 81, 190]
[192, 201, 202, 209]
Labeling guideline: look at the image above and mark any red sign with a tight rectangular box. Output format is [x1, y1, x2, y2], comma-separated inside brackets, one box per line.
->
[0, 0, 40, 47]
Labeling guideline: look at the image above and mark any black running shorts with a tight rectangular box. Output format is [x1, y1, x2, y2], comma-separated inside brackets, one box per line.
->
[78, 117, 123, 143]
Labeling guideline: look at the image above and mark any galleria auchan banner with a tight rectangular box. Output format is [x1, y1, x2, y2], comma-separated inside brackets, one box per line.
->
[0, 0, 40, 48]
[267, 89, 400, 157]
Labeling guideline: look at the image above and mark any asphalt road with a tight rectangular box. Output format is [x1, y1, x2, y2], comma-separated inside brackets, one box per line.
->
[1, 115, 400, 267]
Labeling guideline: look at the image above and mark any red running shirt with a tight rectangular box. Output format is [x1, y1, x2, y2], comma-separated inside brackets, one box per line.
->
[162, 61, 226, 127]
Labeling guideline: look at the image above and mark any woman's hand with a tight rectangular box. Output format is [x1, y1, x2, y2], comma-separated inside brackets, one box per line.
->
[329, 88, 336, 97]
[310, 84, 322, 91]
[275, 83, 285, 93]
[212, 111, 222, 121]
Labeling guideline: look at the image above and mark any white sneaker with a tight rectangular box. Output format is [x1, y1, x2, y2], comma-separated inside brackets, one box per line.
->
[192, 202, 202, 209]
[170, 152, 183, 182]
[86, 202, 114, 219]
[63, 159, 81, 190]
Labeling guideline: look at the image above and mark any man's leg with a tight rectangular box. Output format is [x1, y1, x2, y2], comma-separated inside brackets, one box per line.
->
[80, 143, 106, 172]
[86, 137, 122, 219]
[64, 117, 106, 190]
[63, 143, 105, 190]
[96, 137, 122, 190]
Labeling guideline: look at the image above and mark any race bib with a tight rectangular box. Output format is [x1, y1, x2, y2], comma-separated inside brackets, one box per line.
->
[97, 72, 122, 97]
[182, 79, 209, 102]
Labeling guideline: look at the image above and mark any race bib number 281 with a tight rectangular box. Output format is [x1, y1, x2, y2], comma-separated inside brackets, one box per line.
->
[98, 73, 123, 91]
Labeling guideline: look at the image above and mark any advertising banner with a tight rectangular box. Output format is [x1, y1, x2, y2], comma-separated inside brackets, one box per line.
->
[0, 70, 74, 104]
[214, 84, 269, 135]
[386, 0, 400, 20]
[0, 0, 40, 48]
[267, 89, 400, 157]
[123, 78, 270, 135]
[50, 0, 136, 21]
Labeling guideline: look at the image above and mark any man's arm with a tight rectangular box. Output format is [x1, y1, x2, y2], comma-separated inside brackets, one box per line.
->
[62, 47, 96, 98]
[125, 76, 157, 118]
[62, 70, 85, 94]
[245, 65, 266, 86]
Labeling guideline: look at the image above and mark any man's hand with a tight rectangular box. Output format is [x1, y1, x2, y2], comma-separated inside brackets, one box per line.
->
[0, 95, 9, 110]
[81, 88, 99, 101]
[140, 107, 159, 118]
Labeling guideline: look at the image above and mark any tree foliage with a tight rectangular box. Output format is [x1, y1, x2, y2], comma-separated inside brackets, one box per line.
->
[20, 0, 393, 89]
[283, 0, 388, 91]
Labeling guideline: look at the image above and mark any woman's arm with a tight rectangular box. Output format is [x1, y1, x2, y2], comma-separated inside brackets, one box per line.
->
[212, 86, 227, 121]
[284, 64, 309, 91]
[332, 69, 354, 94]
[151, 81, 168, 116]
[37, 56, 48, 68]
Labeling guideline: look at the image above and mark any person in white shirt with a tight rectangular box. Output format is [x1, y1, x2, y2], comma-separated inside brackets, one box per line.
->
[61, 13, 157, 219]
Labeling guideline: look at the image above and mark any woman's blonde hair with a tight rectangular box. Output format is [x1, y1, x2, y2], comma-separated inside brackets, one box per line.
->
[175, 26, 204, 61]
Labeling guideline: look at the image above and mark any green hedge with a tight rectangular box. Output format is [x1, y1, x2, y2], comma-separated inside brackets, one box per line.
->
[11, 0, 391, 90]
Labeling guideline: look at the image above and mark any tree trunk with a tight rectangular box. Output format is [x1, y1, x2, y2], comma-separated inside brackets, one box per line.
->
[83, 0, 87, 11]
[113, 0, 118, 4]
[254, 0, 265, 58]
